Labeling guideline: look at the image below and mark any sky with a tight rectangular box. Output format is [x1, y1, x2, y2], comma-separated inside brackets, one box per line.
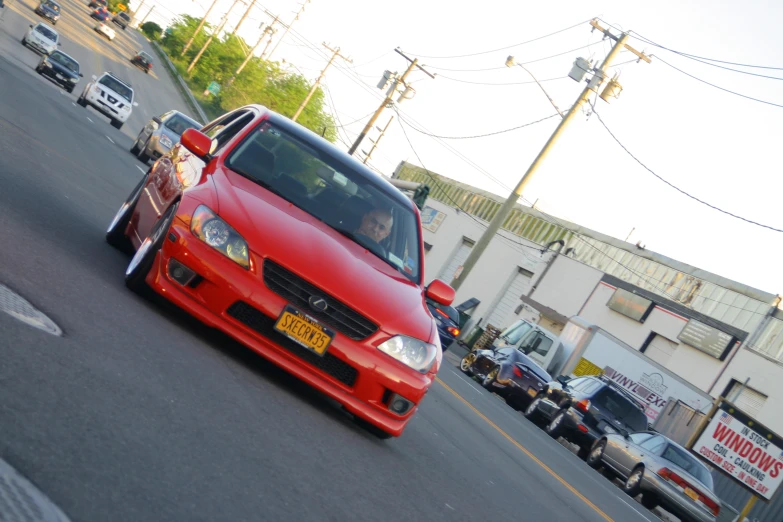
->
[133, 0, 783, 297]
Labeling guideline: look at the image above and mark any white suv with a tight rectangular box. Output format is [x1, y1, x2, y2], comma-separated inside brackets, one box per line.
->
[77, 71, 137, 129]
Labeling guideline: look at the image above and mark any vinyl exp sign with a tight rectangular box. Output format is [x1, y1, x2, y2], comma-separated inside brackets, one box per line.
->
[692, 402, 783, 501]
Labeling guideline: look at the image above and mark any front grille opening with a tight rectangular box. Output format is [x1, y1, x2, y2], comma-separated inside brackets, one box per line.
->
[262, 260, 378, 341]
[226, 301, 358, 388]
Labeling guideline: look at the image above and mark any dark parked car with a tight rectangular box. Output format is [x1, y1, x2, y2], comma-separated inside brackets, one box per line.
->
[112, 11, 130, 29]
[130, 50, 153, 73]
[586, 432, 720, 522]
[35, 50, 82, 93]
[426, 298, 459, 350]
[90, 6, 109, 21]
[35, 0, 60, 24]
[87, 0, 106, 7]
[524, 375, 648, 458]
[460, 346, 552, 410]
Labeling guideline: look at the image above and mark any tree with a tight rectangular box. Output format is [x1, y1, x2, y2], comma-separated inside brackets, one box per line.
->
[140, 21, 162, 41]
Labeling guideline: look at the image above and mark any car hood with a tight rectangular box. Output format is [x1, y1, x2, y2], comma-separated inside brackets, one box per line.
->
[49, 61, 78, 79]
[211, 169, 435, 342]
[515, 352, 551, 382]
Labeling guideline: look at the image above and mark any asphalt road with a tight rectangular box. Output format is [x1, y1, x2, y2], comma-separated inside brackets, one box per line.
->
[0, 5, 663, 522]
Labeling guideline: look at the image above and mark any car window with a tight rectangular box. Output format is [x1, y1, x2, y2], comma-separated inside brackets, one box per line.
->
[50, 52, 79, 73]
[35, 25, 57, 41]
[119, 12, 130, 20]
[578, 379, 602, 395]
[44, 1, 60, 11]
[565, 377, 589, 391]
[225, 121, 423, 282]
[629, 432, 655, 444]
[499, 320, 533, 346]
[139, 52, 153, 61]
[661, 445, 714, 489]
[639, 435, 666, 452]
[203, 110, 253, 151]
[164, 114, 200, 136]
[592, 388, 648, 431]
[98, 75, 133, 102]
[531, 333, 553, 357]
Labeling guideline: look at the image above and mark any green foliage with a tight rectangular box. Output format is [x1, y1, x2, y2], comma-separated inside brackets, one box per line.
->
[159, 16, 337, 142]
[140, 21, 162, 41]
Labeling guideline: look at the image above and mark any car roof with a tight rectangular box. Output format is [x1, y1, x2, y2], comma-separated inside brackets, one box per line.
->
[166, 110, 201, 126]
[257, 107, 417, 211]
[585, 375, 647, 410]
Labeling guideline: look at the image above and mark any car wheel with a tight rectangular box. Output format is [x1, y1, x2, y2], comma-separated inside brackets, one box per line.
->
[576, 446, 590, 461]
[137, 139, 151, 163]
[21, 37, 26, 45]
[640, 494, 658, 510]
[125, 202, 178, 294]
[106, 173, 147, 253]
[586, 439, 606, 470]
[459, 352, 476, 375]
[111, 119, 123, 130]
[77, 94, 87, 107]
[66, 86, 74, 94]
[482, 366, 500, 389]
[130, 135, 142, 155]
[622, 466, 644, 498]
[524, 397, 542, 422]
[545, 410, 565, 439]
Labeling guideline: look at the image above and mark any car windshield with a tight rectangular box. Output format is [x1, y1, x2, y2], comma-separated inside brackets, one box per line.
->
[164, 114, 199, 136]
[35, 25, 57, 41]
[98, 76, 132, 102]
[119, 12, 130, 19]
[139, 52, 153, 62]
[592, 388, 648, 431]
[226, 121, 422, 282]
[500, 320, 533, 345]
[44, 1, 59, 11]
[661, 445, 714, 489]
[49, 52, 78, 73]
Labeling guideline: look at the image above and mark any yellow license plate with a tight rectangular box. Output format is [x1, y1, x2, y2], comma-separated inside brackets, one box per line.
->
[527, 388, 538, 397]
[274, 305, 334, 356]
[684, 487, 699, 501]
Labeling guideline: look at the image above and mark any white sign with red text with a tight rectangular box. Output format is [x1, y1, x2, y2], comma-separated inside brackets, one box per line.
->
[693, 408, 783, 500]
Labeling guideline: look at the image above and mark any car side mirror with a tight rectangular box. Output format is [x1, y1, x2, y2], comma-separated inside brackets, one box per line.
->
[556, 375, 570, 386]
[180, 128, 212, 160]
[79, 73, 84, 77]
[425, 279, 455, 306]
[620, 428, 631, 440]
[91, 74, 97, 80]
[152, 116, 162, 124]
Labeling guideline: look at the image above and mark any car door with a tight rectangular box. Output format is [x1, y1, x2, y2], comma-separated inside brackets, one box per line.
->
[618, 434, 666, 477]
[603, 432, 654, 473]
[141, 110, 173, 143]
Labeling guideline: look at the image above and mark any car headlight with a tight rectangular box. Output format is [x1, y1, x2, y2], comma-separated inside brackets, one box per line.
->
[68, 76, 78, 83]
[190, 205, 249, 269]
[121, 104, 131, 112]
[159, 134, 173, 149]
[377, 335, 438, 373]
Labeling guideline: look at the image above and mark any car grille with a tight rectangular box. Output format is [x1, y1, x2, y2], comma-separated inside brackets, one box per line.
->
[226, 301, 359, 388]
[99, 91, 124, 109]
[262, 260, 378, 341]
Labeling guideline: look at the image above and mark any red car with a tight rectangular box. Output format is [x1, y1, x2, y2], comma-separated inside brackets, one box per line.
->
[106, 105, 455, 438]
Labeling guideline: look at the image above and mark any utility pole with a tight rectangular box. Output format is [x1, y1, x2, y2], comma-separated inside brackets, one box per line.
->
[292, 43, 352, 122]
[265, 0, 310, 61]
[225, 22, 275, 86]
[231, 0, 255, 36]
[139, 5, 155, 26]
[186, 0, 242, 74]
[362, 115, 394, 164]
[348, 48, 434, 155]
[450, 20, 651, 290]
[180, 0, 220, 57]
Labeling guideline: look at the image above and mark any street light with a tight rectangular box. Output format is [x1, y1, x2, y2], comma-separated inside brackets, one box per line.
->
[505, 55, 564, 118]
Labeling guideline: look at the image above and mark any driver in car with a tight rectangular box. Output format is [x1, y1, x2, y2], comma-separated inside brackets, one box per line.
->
[355, 208, 393, 251]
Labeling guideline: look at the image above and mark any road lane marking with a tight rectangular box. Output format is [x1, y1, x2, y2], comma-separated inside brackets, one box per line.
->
[435, 377, 615, 522]
[448, 369, 484, 395]
[86, 117, 94, 123]
[72, 102, 77, 107]
[106, 136, 114, 144]
[136, 166, 145, 173]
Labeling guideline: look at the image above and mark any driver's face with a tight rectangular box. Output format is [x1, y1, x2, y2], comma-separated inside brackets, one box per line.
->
[357, 209, 393, 243]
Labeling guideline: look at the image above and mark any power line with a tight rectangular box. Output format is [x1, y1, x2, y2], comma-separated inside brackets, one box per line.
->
[436, 74, 569, 86]
[406, 19, 594, 60]
[589, 105, 783, 233]
[655, 55, 783, 109]
[424, 44, 594, 73]
[396, 111, 559, 140]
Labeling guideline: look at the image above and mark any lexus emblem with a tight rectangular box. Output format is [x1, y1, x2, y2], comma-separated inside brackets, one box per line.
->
[308, 296, 328, 312]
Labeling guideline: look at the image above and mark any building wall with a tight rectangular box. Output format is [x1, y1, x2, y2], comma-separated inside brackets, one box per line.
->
[712, 348, 783, 434]
[529, 255, 603, 319]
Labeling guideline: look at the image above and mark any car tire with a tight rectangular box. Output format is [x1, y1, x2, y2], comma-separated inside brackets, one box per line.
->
[77, 94, 87, 107]
[106, 173, 147, 253]
[66, 86, 73, 94]
[586, 439, 606, 470]
[137, 139, 151, 163]
[524, 397, 542, 422]
[130, 136, 142, 155]
[111, 119, 123, 130]
[576, 446, 590, 461]
[640, 494, 658, 510]
[21, 37, 26, 45]
[482, 366, 500, 389]
[125, 202, 178, 294]
[545, 409, 565, 439]
[622, 466, 644, 498]
[459, 352, 476, 375]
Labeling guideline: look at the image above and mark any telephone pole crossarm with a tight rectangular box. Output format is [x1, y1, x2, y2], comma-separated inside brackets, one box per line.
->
[589, 19, 651, 63]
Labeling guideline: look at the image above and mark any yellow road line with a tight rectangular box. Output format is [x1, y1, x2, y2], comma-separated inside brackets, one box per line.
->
[435, 377, 614, 522]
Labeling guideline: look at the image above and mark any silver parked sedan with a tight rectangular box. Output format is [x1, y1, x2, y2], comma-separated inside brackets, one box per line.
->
[586, 431, 720, 522]
[130, 110, 201, 164]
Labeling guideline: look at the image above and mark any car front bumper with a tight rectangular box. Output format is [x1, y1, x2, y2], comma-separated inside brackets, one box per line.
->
[26, 39, 53, 55]
[84, 88, 130, 122]
[41, 67, 76, 88]
[142, 135, 171, 160]
[144, 217, 434, 437]
[641, 472, 717, 522]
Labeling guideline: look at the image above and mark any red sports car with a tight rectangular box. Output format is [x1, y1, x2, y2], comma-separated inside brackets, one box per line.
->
[106, 105, 455, 438]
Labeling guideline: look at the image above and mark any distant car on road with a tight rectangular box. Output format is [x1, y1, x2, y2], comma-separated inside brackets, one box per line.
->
[586, 431, 720, 522]
[87, 0, 106, 7]
[130, 110, 201, 163]
[90, 6, 109, 21]
[35, 50, 82, 93]
[112, 11, 130, 30]
[34, 0, 60, 24]
[77, 71, 137, 129]
[426, 298, 460, 350]
[460, 345, 551, 410]
[94, 21, 116, 41]
[130, 50, 153, 73]
[105, 105, 455, 439]
[21, 23, 59, 55]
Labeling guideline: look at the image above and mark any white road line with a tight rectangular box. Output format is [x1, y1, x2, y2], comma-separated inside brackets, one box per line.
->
[86, 117, 94, 123]
[136, 166, 145, 173]
[448, 369, 484, 395]
[105, 136, 114, 144]
[444, 504, 455, 511]
[72, 102, 77, 107]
